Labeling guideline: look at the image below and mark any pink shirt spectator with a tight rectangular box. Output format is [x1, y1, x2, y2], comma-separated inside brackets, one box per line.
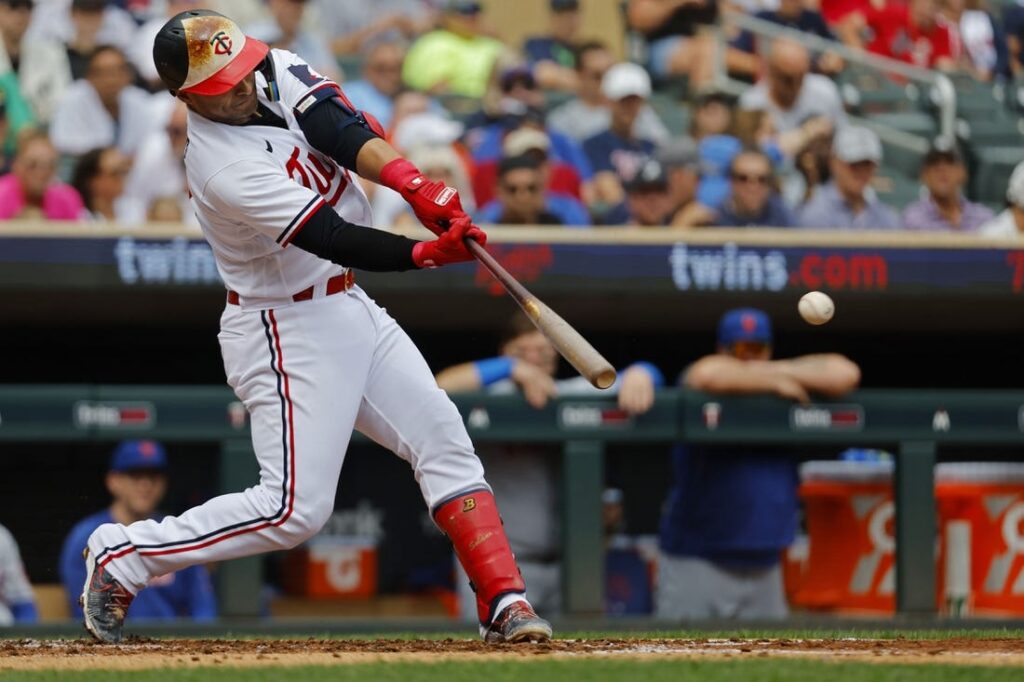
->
[0, 173, 85, 220]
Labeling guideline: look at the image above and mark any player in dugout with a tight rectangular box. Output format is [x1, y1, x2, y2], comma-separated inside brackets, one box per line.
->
[436, 312, 663, 618]
[78, 9, 551, 646]
[658, 308, 861, 620]
[60, 441, 217, 621]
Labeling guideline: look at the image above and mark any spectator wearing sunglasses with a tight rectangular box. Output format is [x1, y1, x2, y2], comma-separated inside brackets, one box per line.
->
[714, 149, 796, 227]
[481, 154, 576, 226]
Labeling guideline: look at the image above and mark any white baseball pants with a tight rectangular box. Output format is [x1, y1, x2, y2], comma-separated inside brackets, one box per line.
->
[88, 286, 488, 592]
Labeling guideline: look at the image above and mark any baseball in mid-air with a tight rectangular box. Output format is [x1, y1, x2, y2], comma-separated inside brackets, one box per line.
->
[798, 291, 835, 325]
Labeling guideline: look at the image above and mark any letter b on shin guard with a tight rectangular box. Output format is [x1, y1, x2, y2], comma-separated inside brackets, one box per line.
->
[433, 490, 525, 623]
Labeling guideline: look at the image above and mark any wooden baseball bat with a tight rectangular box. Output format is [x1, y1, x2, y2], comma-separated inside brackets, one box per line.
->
[465, 239, 617, 390]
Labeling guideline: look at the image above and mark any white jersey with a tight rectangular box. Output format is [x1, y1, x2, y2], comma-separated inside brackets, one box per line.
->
[185, 49, 372, 305]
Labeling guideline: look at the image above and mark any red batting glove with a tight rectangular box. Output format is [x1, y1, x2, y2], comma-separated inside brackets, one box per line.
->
[379, 158, 468, 237]
[412, 217, 487, 268]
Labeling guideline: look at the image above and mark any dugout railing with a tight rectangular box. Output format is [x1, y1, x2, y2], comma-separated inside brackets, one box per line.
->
[1, 385, 1022, 618]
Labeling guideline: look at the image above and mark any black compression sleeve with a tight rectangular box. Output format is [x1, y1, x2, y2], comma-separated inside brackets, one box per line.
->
[290, 204, 418, 272]
[297, 97, 379, 170]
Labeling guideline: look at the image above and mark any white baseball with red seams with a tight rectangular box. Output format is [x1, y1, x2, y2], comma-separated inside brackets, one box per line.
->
[85, 50, 490, 591]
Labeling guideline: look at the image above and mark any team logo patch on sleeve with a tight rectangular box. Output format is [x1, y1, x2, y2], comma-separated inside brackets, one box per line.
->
[287, 64, 326, 87]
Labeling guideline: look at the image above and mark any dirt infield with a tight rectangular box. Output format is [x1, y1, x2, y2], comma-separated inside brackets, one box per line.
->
[2, 637, 1024, 671]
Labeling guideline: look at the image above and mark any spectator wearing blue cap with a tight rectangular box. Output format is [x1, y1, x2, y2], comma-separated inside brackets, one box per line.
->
[657, 309, 860, 621]
[59, 441, 216, 621]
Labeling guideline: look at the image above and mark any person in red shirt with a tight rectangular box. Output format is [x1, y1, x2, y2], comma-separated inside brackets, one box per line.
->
[842, 0, 958, 70]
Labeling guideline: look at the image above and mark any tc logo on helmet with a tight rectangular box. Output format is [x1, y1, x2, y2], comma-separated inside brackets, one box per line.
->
[210, 31, 233, 55]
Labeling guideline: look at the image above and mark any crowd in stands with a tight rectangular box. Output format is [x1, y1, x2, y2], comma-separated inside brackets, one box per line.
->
[0, 0, 1023, 235]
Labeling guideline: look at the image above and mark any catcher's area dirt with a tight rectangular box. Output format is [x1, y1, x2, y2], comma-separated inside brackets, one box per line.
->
[3, 637, 1024, 670]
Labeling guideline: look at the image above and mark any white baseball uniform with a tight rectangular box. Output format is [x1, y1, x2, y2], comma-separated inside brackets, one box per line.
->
[86, 50, 489, 592]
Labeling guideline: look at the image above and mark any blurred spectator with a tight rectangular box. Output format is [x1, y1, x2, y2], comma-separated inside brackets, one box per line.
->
[1005, 1, 1024, 79]
[59, 441, 217, 621]
[943, 0, 1009, 81]
[373, 142, 474, 230]
[627, 0, 754, 86]
[387, 89, 434, 139]
[656, 137, 715, 226]
[739, 39, 845, 135]
[0, 130, 84, 219]
[29, 0, 138, 80]
[70, 145, 130, 222]
[402, 1, 503, 97]
[0, 523, 37, 625]
[476, 129, 590, 225]
[247, 0, 341, 82]
[980, 160, 1024, 237]
[478, 154, 572, 225]
[0, 0, 70, 124]
[732, 0, 845, 75]
[0, 66, 33, 161]
[840, 0, 957, 70]
[312, 0, 435, 56]
[121, 100, 193, 226]
[342, 41, 406, 130]
[470, 109, 593, 209]
[547, 42, 669, 145]
[902, 142, 993, 232]
[690, 89, 741, 209]
[714, 149, 797, 227]
[51, 45, 162, 157]
[658, 308, 860, 620]
[131, 0, 201, 89]
[786, 119, 834, 207]
[583, 62, 657, 222]
[437, 313, 662, 618]
[798, 125, 901, 229]
[625, 156, 674, 226]
[523, 0, 582, 91]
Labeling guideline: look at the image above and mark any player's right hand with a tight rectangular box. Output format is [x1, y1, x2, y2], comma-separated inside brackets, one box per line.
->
[411, 216, 485, 268]
[511, 361, 558, 409]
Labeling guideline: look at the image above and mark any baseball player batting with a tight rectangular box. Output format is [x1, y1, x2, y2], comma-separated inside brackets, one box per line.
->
[79, 9, 551, 645]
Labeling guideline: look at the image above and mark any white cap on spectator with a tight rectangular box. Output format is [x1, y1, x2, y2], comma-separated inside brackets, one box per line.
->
[503, 128, 550, 157]
[1007, 161, 1024, 207]
[392, 113, 464, 153]
[601, 63, 652, 101]
[833, 125, 882, 164]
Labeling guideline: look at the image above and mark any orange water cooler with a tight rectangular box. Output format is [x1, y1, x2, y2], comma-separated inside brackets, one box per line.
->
[284, 537, 378, 599]
[936, 463, 1024, 617]
[792, 461, 895, 614]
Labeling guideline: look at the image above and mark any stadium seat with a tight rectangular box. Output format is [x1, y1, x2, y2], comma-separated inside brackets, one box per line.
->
[971, 146, 1024, 205]
[649, 92, 691, 137]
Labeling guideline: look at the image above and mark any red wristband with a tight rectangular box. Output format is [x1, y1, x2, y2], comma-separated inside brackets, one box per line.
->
[379, 158, 425, 195]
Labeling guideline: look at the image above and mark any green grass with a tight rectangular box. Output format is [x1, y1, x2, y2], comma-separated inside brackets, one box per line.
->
[2, 660, 1023, 682]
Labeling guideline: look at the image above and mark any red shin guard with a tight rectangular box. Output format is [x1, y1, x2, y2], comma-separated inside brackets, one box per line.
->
[434, 489, 525, 624]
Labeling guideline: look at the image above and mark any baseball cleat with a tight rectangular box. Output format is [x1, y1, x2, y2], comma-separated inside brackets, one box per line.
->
[80, 548, 134, 644]
[482, 600, 553, 644]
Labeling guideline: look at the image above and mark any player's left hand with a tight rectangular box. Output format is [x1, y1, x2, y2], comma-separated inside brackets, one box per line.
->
[411, 216, 486, 268]
[379, 158, 468, 236]
[618, 365, 655, 415]
[405, 177, 468, 236]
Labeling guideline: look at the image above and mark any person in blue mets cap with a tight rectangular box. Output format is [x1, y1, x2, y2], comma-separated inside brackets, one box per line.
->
[657, 308, 860, 620]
